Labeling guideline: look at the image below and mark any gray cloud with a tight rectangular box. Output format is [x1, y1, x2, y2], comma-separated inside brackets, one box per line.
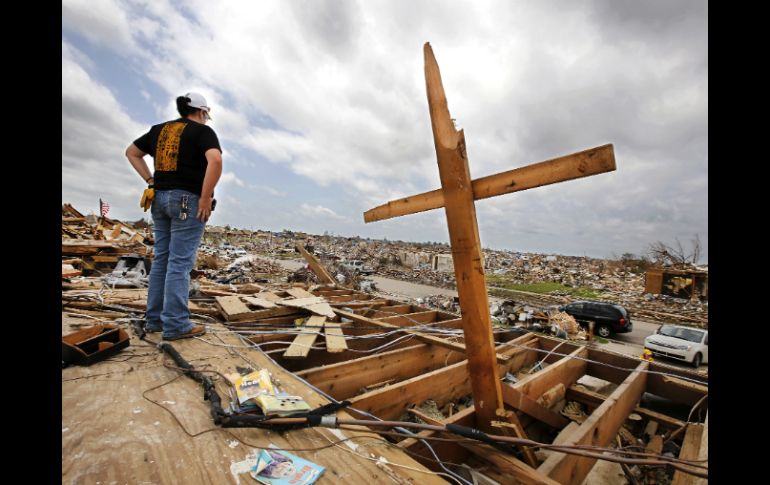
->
[61, 0, 707, 261]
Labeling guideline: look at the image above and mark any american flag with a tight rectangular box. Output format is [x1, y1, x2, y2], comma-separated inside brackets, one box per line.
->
[99, 198, 110, 217]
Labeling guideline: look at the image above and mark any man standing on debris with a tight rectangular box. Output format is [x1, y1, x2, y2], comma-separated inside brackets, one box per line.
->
[125, 92, 222, 340]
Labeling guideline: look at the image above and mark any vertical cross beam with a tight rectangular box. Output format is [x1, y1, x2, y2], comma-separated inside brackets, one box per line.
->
[423, 43, 503, 431]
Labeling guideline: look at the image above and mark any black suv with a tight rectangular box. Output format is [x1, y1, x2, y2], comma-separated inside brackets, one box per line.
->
[557, 301, 633, 338]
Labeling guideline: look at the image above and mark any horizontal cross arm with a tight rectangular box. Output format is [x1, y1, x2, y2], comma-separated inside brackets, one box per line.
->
[363, 144, 615, 223]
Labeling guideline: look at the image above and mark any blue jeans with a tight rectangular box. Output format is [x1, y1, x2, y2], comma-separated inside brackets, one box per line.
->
[146, 189, 206, 338]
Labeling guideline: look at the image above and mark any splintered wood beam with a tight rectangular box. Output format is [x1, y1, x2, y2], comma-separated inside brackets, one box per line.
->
[538, 361, 649, 484]
[364, 144, 615, 223]
[295, 244, 335, 284]
[423, 42, 502, 432]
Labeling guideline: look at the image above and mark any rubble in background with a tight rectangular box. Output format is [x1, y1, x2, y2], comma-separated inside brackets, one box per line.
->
[62, 205, 706, 326]
[62, 204, 154, 278]
[195, 249, 289, 285]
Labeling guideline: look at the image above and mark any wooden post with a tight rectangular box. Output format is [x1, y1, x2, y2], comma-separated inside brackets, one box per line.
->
[423, 43, 502, 431]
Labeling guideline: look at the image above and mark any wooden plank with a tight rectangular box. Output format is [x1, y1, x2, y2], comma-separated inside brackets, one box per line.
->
[329, 300, 390, 309]
[494, 408, 539, 468]
[663, 375, 708, 395]
[336, 309, 479, 360]
[349, 359, 472, 421]
[513, 347, 588, 398]
[538, 361, 648, 484]
[537, 383, 566, 409]
[379, 310, 439, 326]
[283, 316, 326, 359]
[327, 294, 369, 302]
[256, 291, 283, 302]
[90, 255, 120, 263]
[373, 304, 413, 315]
[364, 144, 616, 223]
[296, 343, 465, 400]
[304, 303, 337, 319]
[279, 297, 336, 318]
[426, 317, 465, 329]
[279, 296, 326, 306]
[315, 289, 354, 296]
[214, 295, 252, 321]
[226, 312, 306, 326]
[692, 413, 708, 485]
[241, 296, 277, 309]
[323, 322, 348, 352]
[646, 435, 663, 454]
[286, 287, 315, 298]
[499, 338, 541, 377]
[497, 332, 540, 358]
[225, 305, 301, 322]
[461, 443, 560, 485]
[295, 244, 335, 284]
[567, 384, 685, 430]
[501, 384, 570, 429]
[671, 423, 705, 485]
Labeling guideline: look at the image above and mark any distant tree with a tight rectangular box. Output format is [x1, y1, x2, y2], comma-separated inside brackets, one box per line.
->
[647, 234, 701, 268]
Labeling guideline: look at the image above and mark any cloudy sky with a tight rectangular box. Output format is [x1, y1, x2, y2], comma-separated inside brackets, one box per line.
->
[62, 0, 707, 261]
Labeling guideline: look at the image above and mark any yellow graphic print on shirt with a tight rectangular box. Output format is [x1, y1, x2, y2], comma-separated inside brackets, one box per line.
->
[155, 122, 187, 171]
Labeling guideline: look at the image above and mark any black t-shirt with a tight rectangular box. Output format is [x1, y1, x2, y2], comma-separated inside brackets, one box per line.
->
[133, 118, 221, 196]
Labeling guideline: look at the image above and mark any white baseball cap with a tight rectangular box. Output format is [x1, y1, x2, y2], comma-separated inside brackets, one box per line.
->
[185, 92, 212, 119]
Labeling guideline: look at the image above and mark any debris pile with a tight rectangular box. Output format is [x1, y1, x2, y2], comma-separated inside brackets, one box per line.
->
[124, 219, 707, 326]
[62, 203, 154, 278]
[548, 311, 582, 337]
[195, 245, 290, 285]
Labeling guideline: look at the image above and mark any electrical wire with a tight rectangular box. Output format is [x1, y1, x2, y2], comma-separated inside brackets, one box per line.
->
[247, 332, 474, 485]
[142, 367, 471, 484]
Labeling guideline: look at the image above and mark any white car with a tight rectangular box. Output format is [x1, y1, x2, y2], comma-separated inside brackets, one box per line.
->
[644, 324, 708, 367]
[340, 260, 374, 275]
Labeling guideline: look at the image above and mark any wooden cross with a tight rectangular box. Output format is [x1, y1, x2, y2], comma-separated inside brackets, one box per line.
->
[364, 43, 616, 433]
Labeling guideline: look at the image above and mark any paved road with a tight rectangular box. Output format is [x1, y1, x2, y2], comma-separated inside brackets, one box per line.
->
[371, 276, 458, 300]
[264, 257, 706, 373]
